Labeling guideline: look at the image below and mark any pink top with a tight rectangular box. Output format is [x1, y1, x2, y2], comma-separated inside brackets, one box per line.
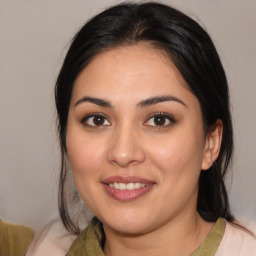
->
[27, 218, 256, 256]
[216, 221, 256, 255]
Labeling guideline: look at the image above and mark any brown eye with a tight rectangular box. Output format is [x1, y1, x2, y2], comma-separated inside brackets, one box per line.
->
[144, 113, 175, 127]
[93, 116, 105, 125]
[83, 114, 111, 127]
[153, 116, 167, 126]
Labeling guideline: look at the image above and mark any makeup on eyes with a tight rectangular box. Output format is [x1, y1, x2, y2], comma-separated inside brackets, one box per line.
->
[79, 111, 177, 130]
[81, 113, 111, 127]
[144, 112, 176, 128]
[74, 96, 184, 130]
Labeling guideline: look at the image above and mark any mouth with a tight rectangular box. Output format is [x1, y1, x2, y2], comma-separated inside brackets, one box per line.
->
[101, 176, 155, 202]
[108, 182, 149, 190]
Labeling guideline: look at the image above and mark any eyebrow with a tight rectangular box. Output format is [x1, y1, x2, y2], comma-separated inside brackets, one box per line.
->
[74, 96, 113, 108]
[137, 96, 187, 108]
[74, 95, 187, 108]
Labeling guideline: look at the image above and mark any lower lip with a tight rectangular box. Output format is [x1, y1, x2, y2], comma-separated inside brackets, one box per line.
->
[102, 184, 154, 202]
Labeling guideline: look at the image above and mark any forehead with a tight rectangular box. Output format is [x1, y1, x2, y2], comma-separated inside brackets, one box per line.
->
[71, 44, 194, 105]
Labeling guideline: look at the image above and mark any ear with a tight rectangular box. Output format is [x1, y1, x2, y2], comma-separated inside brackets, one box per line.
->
[201, 119, 223, 170]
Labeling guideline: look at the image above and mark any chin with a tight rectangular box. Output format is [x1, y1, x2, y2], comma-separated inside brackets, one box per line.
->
[100, 212, 153, 235]
[106, 221, 150, 235]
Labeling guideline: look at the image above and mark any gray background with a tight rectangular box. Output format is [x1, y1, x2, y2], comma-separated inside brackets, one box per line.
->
[1, 0, 256, 235]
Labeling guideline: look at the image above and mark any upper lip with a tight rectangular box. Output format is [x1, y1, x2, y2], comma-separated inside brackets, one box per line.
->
[101, 176, 155, 184]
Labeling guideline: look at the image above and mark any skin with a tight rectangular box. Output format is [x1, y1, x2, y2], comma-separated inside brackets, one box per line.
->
[66, 44, 223, 256]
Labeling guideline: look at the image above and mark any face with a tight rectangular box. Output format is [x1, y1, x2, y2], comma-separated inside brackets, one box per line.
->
[66, 44, 212, 235]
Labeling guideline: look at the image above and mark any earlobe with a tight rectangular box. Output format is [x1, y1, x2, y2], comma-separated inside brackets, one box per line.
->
[201, 120, 223, 170]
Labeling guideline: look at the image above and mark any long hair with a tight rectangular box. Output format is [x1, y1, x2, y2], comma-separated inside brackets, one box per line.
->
[55, 2, 234, 234]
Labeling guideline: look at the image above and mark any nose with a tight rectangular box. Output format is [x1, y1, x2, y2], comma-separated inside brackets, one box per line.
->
[107, 125, 146, 167]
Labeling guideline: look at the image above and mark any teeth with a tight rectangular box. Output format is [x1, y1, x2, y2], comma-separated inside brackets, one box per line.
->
[127, 183, 135, 190]
[109, 182, 147, 190]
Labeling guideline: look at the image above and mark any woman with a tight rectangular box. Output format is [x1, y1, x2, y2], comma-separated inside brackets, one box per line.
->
[52, 2, 256, 255]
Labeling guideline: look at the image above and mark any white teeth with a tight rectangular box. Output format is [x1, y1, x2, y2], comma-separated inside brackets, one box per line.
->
[126, 183, 135, 190]
[108, 182, 147, 190]
[134, 183, 140, 189]
[119, 183, 126, 190]
[113, 183, 119, 189]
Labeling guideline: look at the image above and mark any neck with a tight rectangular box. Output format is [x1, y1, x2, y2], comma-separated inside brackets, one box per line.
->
[103, 211, 214, 256]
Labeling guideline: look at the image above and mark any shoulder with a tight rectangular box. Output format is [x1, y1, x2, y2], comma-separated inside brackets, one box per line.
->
[26, 219, 77, 256]
[216, 220, 256, 256]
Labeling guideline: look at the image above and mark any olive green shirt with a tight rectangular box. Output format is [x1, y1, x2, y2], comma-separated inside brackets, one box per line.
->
[0, 219, 34, 256]
[66, 217, 225, 256]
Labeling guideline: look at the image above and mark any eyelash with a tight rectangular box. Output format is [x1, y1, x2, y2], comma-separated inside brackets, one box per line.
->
[81, 112, 176, 128]
[144, 112, 176, 128]
[81, 113, 111, 127]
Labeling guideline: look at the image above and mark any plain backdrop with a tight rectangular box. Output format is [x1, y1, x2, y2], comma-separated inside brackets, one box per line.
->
[1, 0, 256, 235]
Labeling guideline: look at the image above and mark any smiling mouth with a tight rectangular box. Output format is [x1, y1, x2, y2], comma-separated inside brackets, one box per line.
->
[107, 182, 149, 190]
[101, 176, 155, 202]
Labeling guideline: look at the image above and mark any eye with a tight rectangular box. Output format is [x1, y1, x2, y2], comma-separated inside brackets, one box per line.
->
[82, 114, 111, 127]
[144, 113, 175, 127]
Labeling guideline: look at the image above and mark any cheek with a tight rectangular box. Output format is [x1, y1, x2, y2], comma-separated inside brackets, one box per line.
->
[148, 129, 205, 180]
[66, 129, 105, 178]
[66, 132, 107, 210]
[147, 131, 205, 213]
